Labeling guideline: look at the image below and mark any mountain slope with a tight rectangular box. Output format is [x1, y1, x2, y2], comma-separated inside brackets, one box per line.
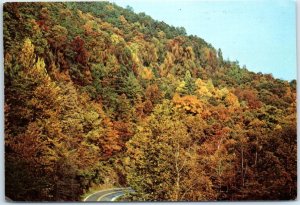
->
[4, 2, 296, 201]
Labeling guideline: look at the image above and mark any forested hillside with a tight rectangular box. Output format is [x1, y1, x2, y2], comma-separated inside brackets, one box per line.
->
[4, 2, 296, 201]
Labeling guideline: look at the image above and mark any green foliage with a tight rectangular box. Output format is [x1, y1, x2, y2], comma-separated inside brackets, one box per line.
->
[120, 72, 143, 100]
[183, 70, 196, 95]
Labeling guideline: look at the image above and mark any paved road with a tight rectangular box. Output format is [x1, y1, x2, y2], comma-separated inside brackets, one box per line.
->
[83, 188, 134, 202]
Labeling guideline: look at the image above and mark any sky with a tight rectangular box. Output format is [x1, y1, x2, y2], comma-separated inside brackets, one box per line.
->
[111, 0, 297, 81]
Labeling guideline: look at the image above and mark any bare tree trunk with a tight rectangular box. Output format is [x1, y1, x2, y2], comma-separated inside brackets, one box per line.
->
[255, 149, 257, 167]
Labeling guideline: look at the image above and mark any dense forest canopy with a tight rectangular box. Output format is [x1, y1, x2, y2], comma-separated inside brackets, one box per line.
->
[4, 2, 296, 201]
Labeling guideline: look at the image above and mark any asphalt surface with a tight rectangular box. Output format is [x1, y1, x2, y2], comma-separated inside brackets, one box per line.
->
[83, 188, 133, 202]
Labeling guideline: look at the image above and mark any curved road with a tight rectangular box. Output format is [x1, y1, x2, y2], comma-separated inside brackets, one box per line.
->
[83, 188, 134, 202]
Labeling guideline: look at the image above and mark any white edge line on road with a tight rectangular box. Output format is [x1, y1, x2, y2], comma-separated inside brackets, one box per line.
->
[97, 190, 124, 201]
[83, 187, 129, 201]
[111, 194, 124, 201]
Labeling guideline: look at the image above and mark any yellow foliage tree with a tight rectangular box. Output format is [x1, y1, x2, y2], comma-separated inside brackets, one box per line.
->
[19, 38, 35, 68]
[173, 93, 203, 114]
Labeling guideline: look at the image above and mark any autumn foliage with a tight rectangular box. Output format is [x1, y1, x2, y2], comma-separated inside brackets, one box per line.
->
[4, 2, 296, 201]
